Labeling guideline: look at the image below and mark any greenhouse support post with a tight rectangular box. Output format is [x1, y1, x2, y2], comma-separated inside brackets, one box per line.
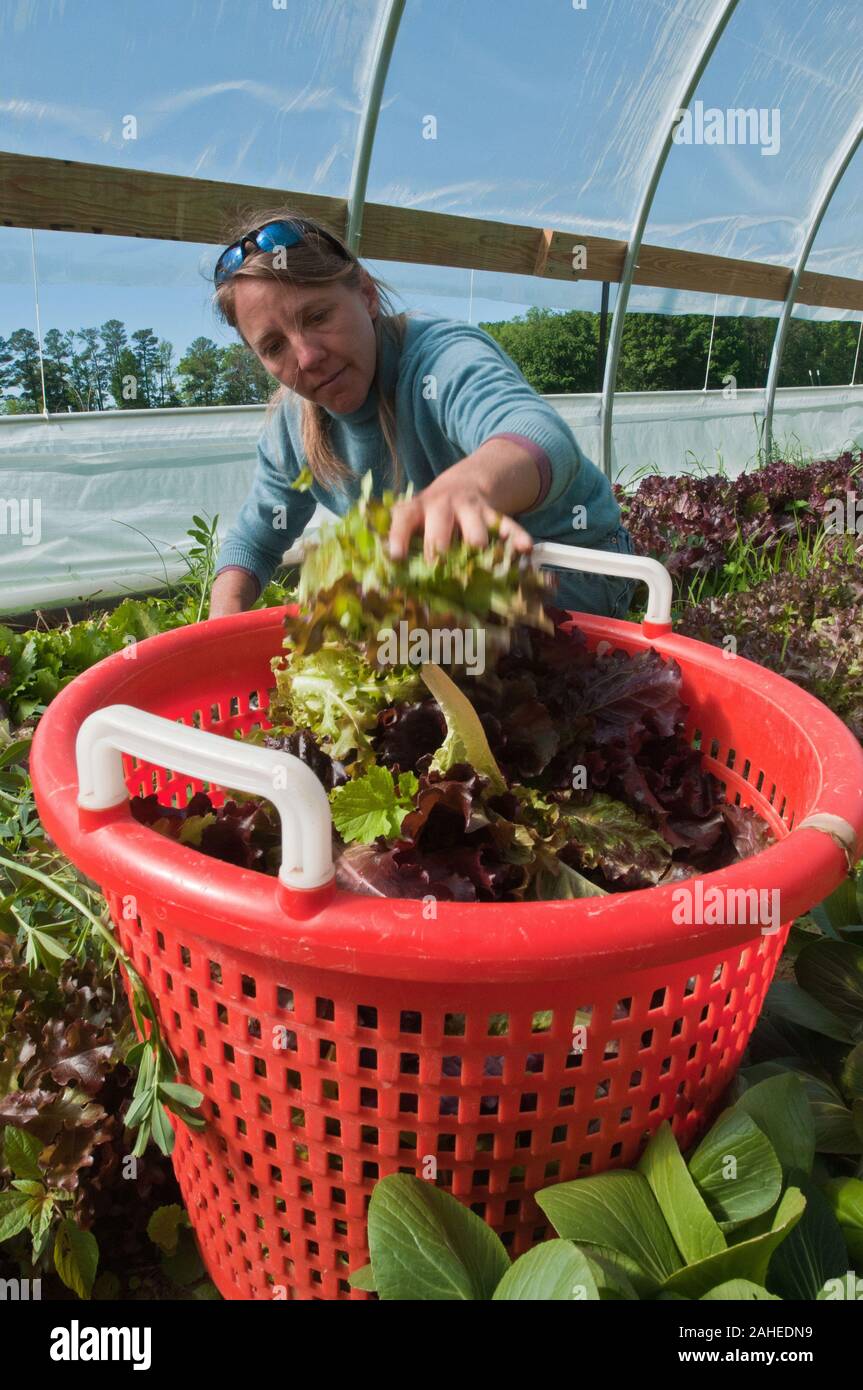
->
[851, 319, 863, 387]
[598, 0, 740, 480]
[345, 0, 406, 256]
[595, 281, 610, 392]
[763, 116, 863, 460]
[29, 230, 49, 417]
[703, 295, 719, 391]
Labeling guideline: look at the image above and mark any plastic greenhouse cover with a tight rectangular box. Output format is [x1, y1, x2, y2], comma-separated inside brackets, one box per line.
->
[2, 0, 863, 611]
[2, 0, 863, 322]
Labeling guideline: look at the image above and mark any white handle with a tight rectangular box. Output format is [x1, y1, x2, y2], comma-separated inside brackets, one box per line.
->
[284, 539, 673, 627]
[532, 542, 673, 627]
[75, 704, 334, 891]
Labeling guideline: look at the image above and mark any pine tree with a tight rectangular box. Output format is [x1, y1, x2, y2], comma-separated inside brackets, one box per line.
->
[130, 328, 159, 406]
[218, 343, 275, 403]
[177, 337, 222, 405]
[7, 328, 44, 411]
[76, 327, 110, 409]
[99, 319, 128, 383]
[111, 346, 144, 408]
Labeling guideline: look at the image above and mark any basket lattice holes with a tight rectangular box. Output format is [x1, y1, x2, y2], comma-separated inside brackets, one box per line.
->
[110, 693, 790, 1298]
[110, 887, 783, 1300]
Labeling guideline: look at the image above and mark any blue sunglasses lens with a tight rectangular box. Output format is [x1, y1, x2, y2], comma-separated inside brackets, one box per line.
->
[215, 245, 245, 283]
[256, 221, 304, 252]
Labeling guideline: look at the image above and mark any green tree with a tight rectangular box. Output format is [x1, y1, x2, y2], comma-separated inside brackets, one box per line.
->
[153, 340, 181, 407]
[177, 337, 222, 405]
[99, 318, 128, 383]
[618, 313, 678, 391]
[218, 343, 275, 404]
[7, 328, 44, 411]
[781, 317, 859, 388]
[482, 306, 598, 393]
[667, 316, 709, 390]
[39, 328, 75, 411]
[75, 327, 110, 410]
[110, 346, 143, 408]
[130, 328, 159, 406]
[0, 335, 15, 395]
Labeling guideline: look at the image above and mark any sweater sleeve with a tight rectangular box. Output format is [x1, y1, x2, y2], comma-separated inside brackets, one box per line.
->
[214, 423, 316, 593]
[413, 322, 586, 514]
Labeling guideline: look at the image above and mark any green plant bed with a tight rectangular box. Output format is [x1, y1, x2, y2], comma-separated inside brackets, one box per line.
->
[0, 515, 296, 726]
[616, 449, 863, 607]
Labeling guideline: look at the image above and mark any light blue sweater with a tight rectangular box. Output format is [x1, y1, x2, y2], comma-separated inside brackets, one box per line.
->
[214, 312, 631, 615]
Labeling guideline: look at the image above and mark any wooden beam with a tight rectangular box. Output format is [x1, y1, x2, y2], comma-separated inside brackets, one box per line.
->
[2, 151, 862, 314]
[358, 199, 628, 280]
[0, 152, 347, 244]
[797, 268, 863, 313]
[634, 244, 790, 302]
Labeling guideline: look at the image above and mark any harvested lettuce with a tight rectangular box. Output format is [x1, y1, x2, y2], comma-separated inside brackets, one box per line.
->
[329, 765, 418, 844]
[269, 644, 420, 761]
[293, 471, 552, 656]
[420, 662, 506, 792]
[138, 486, 773, 904]
[268, 474, 550, 768]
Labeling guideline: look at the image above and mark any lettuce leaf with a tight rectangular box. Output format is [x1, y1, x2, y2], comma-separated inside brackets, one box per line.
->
[556, 793, 672, 886]
[293, 473, 552, 658]
[420, 662, 506, 792]
[269, 644, 422, 762]
[329, 766, 418, 844]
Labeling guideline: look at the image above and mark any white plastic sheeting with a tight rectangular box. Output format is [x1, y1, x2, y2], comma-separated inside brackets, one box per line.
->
[3, 386, 860, 614]
[0, 407, 328, 613]
[2, 0, 863, 325]
[557, 385, 863, 483]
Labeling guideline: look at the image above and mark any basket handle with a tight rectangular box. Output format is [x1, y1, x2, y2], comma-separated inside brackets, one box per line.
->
[75, 704, 334, 893]
[284, 537, 674, 634]
[531, 542, 673, 635]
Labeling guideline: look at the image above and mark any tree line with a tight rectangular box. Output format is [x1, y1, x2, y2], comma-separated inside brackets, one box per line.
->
[1, 308, 860, 412]
[0, 320, 273, 413]
[484, 306, 863, 394]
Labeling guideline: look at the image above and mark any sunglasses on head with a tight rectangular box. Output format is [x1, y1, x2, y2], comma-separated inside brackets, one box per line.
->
[213, 218, 349, 286]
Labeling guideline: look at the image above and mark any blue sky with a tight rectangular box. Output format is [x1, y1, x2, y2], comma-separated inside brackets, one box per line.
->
[2, 0, 862, 362]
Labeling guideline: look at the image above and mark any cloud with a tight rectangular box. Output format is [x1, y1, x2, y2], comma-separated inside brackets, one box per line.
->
[373, 180, 505, 211]
[0, 98, 111, 142]
[146, 80, 347, 125]
[313, 142, 343, 185]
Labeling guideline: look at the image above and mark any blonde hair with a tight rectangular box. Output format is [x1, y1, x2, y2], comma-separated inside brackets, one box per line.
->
[212, 208, 408, 492]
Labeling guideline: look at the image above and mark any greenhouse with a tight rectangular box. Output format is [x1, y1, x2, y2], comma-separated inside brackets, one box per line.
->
[1, 0, 863, 1332]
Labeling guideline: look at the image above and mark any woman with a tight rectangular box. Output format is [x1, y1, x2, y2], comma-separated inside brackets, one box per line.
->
[208, 212, 636, 619]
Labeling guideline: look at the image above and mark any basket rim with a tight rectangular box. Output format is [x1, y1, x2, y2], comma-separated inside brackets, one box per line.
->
[29, 605, 863, 983]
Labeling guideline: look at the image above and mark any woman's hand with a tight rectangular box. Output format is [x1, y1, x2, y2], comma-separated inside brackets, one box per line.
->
[388, 439, 538, 563]
[388, 483, 533, 563]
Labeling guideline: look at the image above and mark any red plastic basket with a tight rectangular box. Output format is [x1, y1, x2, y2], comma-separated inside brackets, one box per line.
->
[30, 578, 863, 1301]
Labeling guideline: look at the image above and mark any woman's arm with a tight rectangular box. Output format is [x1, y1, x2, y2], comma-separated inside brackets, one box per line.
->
[388, 435, 537, 562]
[209, 422, 316, 618]
[209, 566, 261, 618]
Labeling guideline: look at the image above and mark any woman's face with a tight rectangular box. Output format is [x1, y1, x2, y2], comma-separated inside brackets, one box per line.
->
[232, 273, 379, 413]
